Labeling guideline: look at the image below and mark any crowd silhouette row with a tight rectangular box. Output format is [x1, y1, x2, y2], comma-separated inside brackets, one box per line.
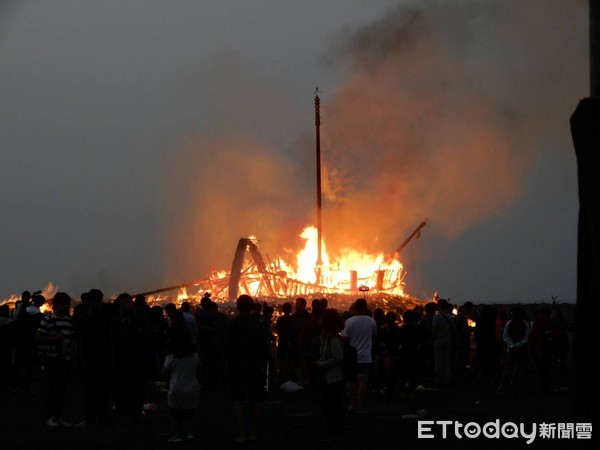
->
[0, 289, 571, 443]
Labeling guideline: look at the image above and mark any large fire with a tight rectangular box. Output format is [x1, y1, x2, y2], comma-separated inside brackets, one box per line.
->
[1, 225, 415, 308]
[165, 224, 409, 303]
[280, 226, 403, 294]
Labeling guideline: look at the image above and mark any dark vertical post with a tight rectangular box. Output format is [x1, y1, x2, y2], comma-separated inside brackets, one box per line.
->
[350, 270, 358, 291]
[569, 0, 599, 422]
[592, 0, 600, 97]
[315, 92, 323, 270]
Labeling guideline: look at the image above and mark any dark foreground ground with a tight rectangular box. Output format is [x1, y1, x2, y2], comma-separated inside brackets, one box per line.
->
[0, 367, 594, 450]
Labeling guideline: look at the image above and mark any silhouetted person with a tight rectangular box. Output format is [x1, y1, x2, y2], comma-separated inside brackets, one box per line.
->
[378, 311, 401, 398]
[10, 292, 44, 394]
[529, 307, 555, 393]
[372, 307, 386, 396]
[227, 295, 269, 444]
[300, 298, 325, 392]
[342, 298, 377, 413]
[110, 293, 152, 424]
[497, 306, 530, 394]
[316, 308, 345, 442]
[274, 302, 292, 382]
[75, 288, 111, 426]
[196, 294, 217, 387]
[474, 305, 500, 404]
[397, 310, 426, 398]
[550, 309, 570, 388]
[432, 298, 457, 385]
[180, 301, 198, 345]
[163, 313, 200, 443]
[36, 292, 75, 427]
[11, 291, 31, 321]
[454, 301, 474, 381]
[289, 297, 310, 384]
[0, 304, 15, 391]
[149, 305, 169, 382]
[419, 301, 437, 383]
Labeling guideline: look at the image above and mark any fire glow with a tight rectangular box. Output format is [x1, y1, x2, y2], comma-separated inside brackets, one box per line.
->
[0, 226, 411, 307]
[187, 224, 408, 301]
[292, 226, 404, 293]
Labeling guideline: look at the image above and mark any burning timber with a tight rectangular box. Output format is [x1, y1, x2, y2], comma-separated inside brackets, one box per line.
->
[138, 224, 427, 312]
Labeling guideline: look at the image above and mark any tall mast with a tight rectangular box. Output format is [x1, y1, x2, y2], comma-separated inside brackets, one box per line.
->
[315, 90, 323, 269]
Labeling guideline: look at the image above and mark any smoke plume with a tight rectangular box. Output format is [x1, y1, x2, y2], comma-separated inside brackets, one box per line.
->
[165, 0, 586, 283]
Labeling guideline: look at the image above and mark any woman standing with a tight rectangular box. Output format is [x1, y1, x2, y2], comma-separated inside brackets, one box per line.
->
[163, 309, 201, 443]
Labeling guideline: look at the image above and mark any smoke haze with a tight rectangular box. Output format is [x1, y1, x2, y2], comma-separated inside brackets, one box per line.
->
[0, 0, 585, 302]
[163, 0, 585, 299]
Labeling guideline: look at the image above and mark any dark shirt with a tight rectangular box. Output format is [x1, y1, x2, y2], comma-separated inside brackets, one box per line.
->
[227, 313, 269, 374]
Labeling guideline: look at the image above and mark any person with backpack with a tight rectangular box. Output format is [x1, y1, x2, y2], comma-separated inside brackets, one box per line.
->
[316, 308, 345, 442]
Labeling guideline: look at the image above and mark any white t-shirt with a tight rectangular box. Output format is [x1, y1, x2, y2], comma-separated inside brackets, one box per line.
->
[342, 315, 377, 364]
[164, 352, 201, 410]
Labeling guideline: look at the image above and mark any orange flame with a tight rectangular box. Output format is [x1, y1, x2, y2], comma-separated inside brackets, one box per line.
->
[286, 225, 404, 294]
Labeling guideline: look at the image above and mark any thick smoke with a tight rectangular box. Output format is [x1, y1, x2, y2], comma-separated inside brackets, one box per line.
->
[165, 0, 586, 284]
[320, 0, 586, 253]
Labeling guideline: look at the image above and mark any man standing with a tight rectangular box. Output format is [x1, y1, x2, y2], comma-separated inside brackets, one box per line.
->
[36, 292, 75, 427]
[342, 298, 377, 413]
[227, 295, 269, 444]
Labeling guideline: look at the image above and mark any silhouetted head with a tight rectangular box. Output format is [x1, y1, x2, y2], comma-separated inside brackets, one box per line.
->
[88, 289, 104, 303]
[31, 294, 45, 307]
[52, 292, 72, 316]
[321, 308, 344, 334]
[281, 302, 292, 315]
[462, 301, 474, 315]
[263, 305, 274, 319]
[403, 310, 418, 324]
[424, 302, 437, 315]
[0, 304, 10, 318]
[511, 306, 526, 321]
[354, 298, 369, 315]
[295, 297, 307, 312]
[437, 299, 450, 312]
[201, 294, 212, 309]
[164, 303, 177, 319]
[385, 311, 397, 325]
[373, 307, 385, 325]
[236, 294, 254, 314]
[413, 305, 424, 318]
[116, 293, 133, 315]
[134, 294, 147, 308]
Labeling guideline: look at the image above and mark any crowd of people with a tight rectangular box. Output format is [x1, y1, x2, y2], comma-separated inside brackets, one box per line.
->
[0, 289, 572, 443]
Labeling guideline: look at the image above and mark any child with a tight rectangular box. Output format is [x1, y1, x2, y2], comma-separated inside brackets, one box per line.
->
[163, 310, 201, 443]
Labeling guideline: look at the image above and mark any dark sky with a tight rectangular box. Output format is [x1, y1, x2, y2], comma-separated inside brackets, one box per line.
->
[0, 0, 587, 303]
